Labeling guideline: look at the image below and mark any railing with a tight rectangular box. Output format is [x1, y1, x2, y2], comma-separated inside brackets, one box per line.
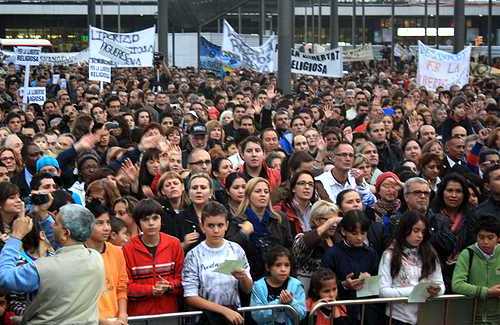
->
[128, 303, 301, 325]
[308, 294, 477, 325]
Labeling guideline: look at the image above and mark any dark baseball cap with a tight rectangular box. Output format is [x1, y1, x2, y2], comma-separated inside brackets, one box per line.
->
[189, 123, 207, 136]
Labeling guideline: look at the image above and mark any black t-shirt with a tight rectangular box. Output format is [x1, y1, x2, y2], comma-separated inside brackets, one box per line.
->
[265, 277, 289, 302]
[141, 237, 158, 257]
[265, 278, 289, 325]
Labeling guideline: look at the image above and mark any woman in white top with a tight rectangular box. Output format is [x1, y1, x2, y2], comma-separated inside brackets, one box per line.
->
[378, 211, 445, 325]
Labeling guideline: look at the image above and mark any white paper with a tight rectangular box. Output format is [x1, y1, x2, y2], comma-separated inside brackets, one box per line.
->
[356, 275, 380, 298]
[213, 259, 245, 275]
[408, 281, 436, 303]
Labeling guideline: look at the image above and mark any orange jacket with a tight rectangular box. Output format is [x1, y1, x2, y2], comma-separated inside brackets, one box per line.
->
[98, 242, 129, 320]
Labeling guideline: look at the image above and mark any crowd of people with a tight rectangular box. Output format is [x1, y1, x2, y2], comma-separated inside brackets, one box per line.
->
[0, 55, 498, 325]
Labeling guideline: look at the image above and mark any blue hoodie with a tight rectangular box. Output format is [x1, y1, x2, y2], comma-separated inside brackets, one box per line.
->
[250, 276, 306, 325]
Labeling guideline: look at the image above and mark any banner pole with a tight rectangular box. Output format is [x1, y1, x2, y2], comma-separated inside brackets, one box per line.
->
[22, 64, 31, 109]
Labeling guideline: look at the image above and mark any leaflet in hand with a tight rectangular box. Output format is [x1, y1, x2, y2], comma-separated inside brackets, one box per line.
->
[213, 259, 245, 275]
[408, 281, 439, 303]
[356, 275, 380, 298]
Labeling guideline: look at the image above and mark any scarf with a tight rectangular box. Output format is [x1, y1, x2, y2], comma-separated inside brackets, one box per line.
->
[291, 198, 312, 232]
[441, 210, 464, 234]
[372, 199, 401, 236]
[245, 207, 271, 238]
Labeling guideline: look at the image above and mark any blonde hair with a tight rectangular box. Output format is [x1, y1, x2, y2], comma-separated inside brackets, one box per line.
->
[158, 171, 190, 206]
[353, 154, 370, 168]
[309, 200, 340, 228]
[236, 177, 281, 221]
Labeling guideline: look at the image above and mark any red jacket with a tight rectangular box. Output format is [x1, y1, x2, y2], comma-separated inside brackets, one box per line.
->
[273, 201, 303, 237]
[123, 232, 184, 316]
[239, 163, 281, 192]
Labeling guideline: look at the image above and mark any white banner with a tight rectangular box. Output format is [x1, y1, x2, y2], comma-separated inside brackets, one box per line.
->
[15, 47, 41, 66]
[291, 48, 343, 78]
[89, 25, 155, 67]
[416, 41, 471, 91]
[20, 87, 46, 105]
[343, 44, 374, 62]
[88, 57, 112, 83]
[1, 49, 88, 65]
[222, 20, 276, 73]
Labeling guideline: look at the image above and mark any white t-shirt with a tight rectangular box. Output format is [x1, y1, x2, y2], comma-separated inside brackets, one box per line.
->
[182, 239, 251, 307]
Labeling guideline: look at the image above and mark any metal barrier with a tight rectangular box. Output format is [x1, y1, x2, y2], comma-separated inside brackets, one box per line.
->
[308, 294, 477, 325]
[128, 304, 301, 325]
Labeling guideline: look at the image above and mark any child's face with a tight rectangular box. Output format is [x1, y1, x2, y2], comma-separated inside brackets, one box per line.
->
[110, 227, 129, 247]
[201, 214, 228, 245]
[91, 214, 112, 243]
[477, 230, 499, 255]
[34, 137, 48, 151]
[139, 214, 161, 237]
[267, 256, 291, 284]
[406, 220, 426, 247]
[318, 278, 338, 302]
[342, 226, 367, 247]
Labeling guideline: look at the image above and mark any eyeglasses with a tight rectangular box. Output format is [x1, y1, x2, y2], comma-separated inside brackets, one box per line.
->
[407, 190, 431, 197]
[0, 156, 15, 162]
[189, 159, 212, 166]
[335, 153, 355, 158]
[296, 181, 314, 187]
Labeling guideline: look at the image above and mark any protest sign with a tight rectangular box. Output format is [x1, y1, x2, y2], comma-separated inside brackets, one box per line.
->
[14, 47, 41, 66]
[416, 41, 471, 91]
[291, 48, 343, 78]
[222, 20, 276, 73]
[1, 49, 88, 65]
[89, 26, 155, 67]
[199, 37, 241, 77]
[19, 87, 46, 105]
[343, 44, 374, 62]
[88, 57, 112, 83]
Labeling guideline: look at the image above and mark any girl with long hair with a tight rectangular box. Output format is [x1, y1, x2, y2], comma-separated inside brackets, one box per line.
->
[379, 211, 445, 325]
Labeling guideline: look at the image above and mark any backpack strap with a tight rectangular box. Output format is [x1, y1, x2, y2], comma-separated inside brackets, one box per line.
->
[466, 247, 474, 283]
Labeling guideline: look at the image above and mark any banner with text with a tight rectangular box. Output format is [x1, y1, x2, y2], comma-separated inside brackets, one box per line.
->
[15, 47, 41, 66]
[416, 41, 471, 91]
[199, 37, 241, 77]
[291, 48, 343, 78]
[89, 26, 155, 67]
[19, 87, 46, 105]
[343, 44, 374, 62]
[88, 57, 112, 83]
[1, 50, 88, 65]
[222, 20, 276, 73]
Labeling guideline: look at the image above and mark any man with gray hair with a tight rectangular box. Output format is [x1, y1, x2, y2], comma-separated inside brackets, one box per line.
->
[402, 177, 456, 261]
[0, 204, 104, 324]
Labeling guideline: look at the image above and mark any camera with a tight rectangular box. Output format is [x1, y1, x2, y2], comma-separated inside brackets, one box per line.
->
[153, 52, 164, 67]
[31, 193, 50, 205]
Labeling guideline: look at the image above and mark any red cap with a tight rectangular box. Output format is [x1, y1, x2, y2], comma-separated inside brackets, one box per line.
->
[375, 172, 401, 192]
